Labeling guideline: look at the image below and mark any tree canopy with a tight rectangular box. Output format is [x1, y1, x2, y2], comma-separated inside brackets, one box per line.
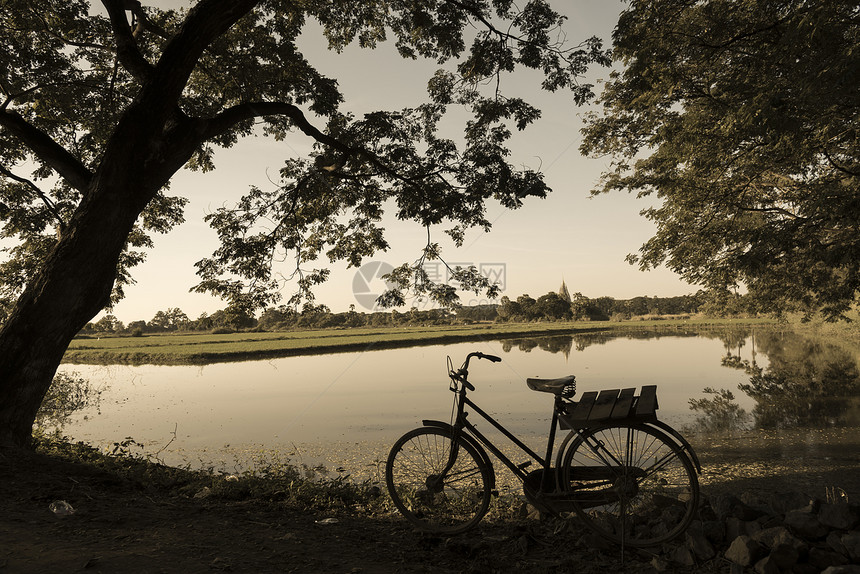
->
[580, 0, 860, 319]
[1, 0, 609, 316]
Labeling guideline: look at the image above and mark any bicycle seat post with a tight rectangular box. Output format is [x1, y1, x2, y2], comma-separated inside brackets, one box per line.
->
[540, 395, 563, 492]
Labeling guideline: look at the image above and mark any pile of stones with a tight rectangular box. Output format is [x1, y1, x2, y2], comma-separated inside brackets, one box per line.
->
[655, 491, 860, 573]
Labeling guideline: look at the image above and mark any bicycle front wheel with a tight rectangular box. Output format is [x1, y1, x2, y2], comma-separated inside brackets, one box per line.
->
[386, 426, 492, 535]
[560, 422, 699, 547]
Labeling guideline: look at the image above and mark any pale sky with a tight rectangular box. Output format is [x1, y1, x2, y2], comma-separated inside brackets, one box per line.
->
[98, 0, 695, 323]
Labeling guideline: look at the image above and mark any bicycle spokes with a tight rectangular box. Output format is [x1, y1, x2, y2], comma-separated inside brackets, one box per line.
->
[386, 426, 492, 535]
[561, 423, 699, 547]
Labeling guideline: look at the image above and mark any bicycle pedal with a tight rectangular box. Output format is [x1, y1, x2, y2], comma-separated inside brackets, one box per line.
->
[517, 461, 532, 470]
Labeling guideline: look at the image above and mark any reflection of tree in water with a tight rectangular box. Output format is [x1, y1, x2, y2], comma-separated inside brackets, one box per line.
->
[501, 336, 573, 357]
[499, 325, 756, 356]
[35, 371, 103, 431]
[721, 330, 860, 429]
[688, 387, 751, 433]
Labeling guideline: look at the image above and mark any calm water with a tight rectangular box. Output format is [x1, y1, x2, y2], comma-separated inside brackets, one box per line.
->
[56, 326, 860, 485]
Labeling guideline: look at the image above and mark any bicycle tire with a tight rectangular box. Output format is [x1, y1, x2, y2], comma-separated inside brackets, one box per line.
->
[386, 426, 492, 535]
[559, 422, 699, 547]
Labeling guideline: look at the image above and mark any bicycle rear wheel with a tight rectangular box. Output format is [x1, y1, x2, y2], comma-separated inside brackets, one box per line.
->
[386, 426, 492, 535]
[559, 422, 699, 547]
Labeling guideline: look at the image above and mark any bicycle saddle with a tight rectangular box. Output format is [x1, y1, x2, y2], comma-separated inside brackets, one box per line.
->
[526, 375, 576, 396]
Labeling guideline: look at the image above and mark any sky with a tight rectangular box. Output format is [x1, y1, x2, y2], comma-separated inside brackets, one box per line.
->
[99, 0, 696, 323]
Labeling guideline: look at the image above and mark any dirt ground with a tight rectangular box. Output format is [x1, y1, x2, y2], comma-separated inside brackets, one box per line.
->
[0, 450, 664, 574]
[4, 428, 859, 574]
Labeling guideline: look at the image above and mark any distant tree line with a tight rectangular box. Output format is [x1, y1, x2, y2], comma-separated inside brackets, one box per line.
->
[80, 285, 758, 336]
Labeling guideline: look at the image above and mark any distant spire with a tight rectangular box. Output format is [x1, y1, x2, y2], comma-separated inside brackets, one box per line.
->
[559, 278, 571, 303]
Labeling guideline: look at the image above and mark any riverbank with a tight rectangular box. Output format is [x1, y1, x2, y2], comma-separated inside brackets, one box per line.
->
[63, 318, 773, 365]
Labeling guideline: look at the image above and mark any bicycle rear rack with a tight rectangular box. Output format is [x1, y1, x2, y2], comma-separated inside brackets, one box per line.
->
[558, 385, 659, 430]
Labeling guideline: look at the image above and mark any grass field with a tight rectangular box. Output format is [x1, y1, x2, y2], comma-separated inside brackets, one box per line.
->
[63, 318, 774, 365]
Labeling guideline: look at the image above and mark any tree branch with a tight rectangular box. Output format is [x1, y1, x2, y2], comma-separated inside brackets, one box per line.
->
[201, 101, 419, 186]
[0, 165, 66, 229]
[101, 0, 154, 79]
[146, 0, 259, 111]
[822, 147, 860, 177]
[0, 110, 93, 192]
[203, 101, 345, 151]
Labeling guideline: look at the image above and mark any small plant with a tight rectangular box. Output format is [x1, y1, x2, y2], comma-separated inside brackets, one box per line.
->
[687, 387, 751, 433]
[35, 371, 103, 431]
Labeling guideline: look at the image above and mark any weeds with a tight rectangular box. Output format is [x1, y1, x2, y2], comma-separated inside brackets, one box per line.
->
[32, 434, 390, 515]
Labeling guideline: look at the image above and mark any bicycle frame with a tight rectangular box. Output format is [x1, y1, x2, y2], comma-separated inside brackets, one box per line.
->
[439, 353, 570, 496]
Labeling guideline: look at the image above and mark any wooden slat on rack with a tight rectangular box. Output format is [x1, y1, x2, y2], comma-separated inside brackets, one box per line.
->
[610, 387, 636, 419]
[569, 390, 598, 423]
[589, 389, 620, 421]
[635, 385, 658, 416]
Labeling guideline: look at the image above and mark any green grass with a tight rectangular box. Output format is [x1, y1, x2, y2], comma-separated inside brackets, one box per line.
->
[64, 318, 775, 366]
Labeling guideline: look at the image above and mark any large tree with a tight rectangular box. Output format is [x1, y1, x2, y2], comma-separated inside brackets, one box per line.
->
[0, 0, 608, 448]
[581, 0, 860, 318]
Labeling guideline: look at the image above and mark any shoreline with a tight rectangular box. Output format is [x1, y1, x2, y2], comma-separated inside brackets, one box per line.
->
[62, 318, 774, 366]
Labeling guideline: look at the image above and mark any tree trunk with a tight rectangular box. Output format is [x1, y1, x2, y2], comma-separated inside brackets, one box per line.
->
[0, 176, 152, 449]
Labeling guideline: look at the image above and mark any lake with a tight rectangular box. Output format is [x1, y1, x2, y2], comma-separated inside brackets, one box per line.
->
[55, 325, 860, 493]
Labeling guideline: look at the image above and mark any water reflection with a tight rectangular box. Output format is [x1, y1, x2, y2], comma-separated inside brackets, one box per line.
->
[730, 330, 860, 429]
[59, 325, 860, 482]
[499, 327, 860, 433]
[500, 324, 759, 357]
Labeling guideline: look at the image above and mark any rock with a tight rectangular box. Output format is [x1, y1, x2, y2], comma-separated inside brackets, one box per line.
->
[753, 555, 780, 574]
[702, 519, 726, 545]
[828, 531, 849, 557]
[650, 557, 670, 572]
[768, 543, 799, 570]
[767, 491, 811, 515]
[686, 530, 716, 561]
[712, 494, 764, 521]
[725, 535, 765, 567]
[726, 517, 746, 541]
[840, 531, 860, 561]
[819, 502, 860, 530]
[752, 525, 805, 552]
[809, 547, 849, 569]
[785, 508, 829, 539]
[712, 494, 743, 521]
[820, 567, 860, 574]
[671, 545, 695, 567]
[740, 492, 773, 516]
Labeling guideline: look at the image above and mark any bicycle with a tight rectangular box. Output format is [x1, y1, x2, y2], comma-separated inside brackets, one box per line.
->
[385, 351, 702, 547]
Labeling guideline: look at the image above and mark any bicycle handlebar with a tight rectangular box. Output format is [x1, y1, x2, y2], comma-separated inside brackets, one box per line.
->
[465, 351, 501, 366]
[449, 352, 502, 392]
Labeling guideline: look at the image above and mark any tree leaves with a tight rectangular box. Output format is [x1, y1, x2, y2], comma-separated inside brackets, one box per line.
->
[1, 0, 608, 315]
[581, 0, 860, 319]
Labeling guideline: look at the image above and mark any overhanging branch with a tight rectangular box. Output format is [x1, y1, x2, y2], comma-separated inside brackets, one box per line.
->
[0, 110, 93, 192]
[202, 101, 425, 187]
[0, 165, 66, 229]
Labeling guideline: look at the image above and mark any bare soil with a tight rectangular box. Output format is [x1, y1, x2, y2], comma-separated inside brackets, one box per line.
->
[0, 450, 660, 574]
[4, 427, 859, 574]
